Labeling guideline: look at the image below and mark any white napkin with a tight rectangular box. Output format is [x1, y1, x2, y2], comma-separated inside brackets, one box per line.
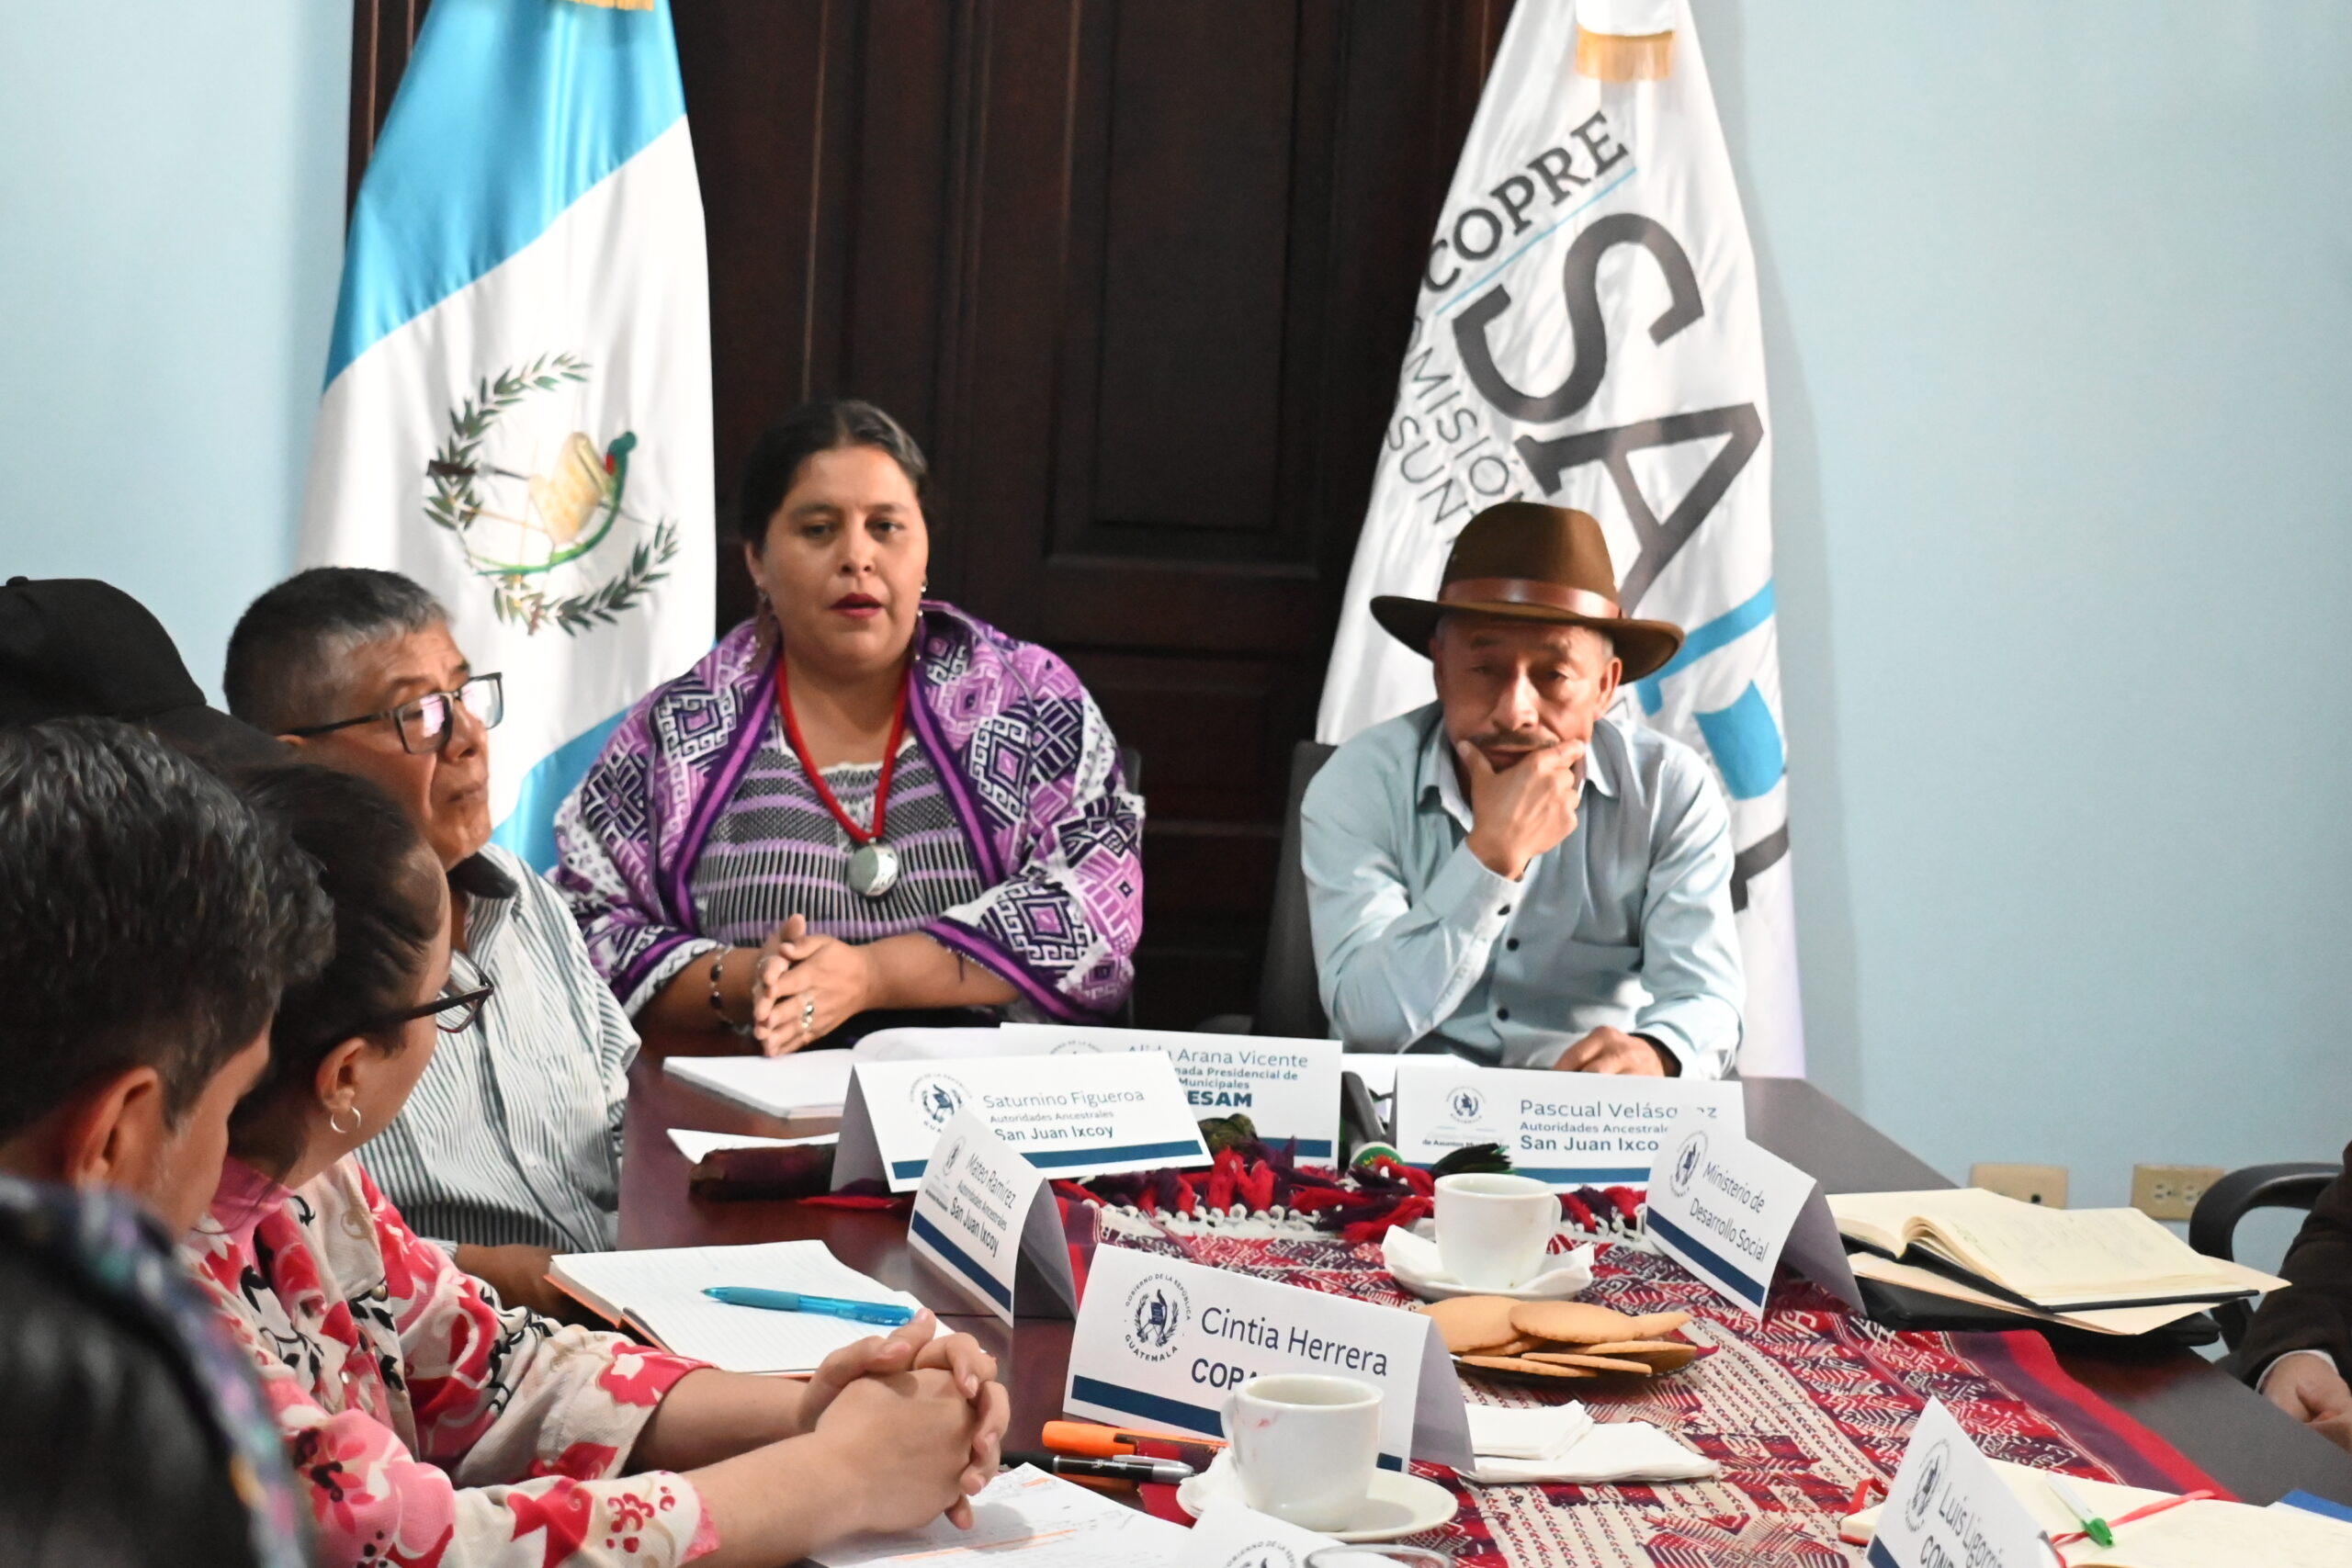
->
[1383, 1225, 1596, 1296]
[1464, 1402, 1596, 1461]
[1463, 1414, 1720, 1486]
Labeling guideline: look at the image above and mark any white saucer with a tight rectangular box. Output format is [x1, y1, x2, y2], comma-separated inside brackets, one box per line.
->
[1384, 1226, 1596, 1303]
[1176, 1452, 1457, 1542]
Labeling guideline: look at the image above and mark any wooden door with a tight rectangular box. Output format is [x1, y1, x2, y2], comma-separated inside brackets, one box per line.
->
[349, 0, 1510, 1026]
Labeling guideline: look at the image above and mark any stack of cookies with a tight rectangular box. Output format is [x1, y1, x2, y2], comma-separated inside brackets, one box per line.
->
[1422, 1297, 1701, 1384]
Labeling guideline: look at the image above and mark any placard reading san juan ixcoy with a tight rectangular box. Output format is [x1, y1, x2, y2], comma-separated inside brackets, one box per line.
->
[834, 1053, 1210, 1193]
[1067, 1244, 1473, 1470]
[1390, 1061, 1743, 1187]
[995, 1024, 1342, 1159]
[905, 1109, 1077, 1323]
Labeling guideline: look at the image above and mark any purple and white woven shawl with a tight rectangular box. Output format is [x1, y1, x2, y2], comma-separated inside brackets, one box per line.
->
[552, 604, 1143, 1019]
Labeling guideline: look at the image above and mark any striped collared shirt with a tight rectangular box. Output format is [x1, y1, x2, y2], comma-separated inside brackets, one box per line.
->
[355, 844, 634, 1254]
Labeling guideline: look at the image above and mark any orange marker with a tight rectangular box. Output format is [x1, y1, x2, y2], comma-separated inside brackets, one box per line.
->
[1040, 1421, 1227, 1460]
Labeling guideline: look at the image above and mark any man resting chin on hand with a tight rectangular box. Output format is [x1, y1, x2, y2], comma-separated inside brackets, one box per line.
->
[1302, 503, 1742, 1078]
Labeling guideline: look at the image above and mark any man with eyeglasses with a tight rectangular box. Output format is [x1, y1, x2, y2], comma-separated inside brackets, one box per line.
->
[225, 567, 630, 1316]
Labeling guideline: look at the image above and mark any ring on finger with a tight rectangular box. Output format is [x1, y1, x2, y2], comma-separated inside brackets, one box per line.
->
[799, 995, 818, 1034]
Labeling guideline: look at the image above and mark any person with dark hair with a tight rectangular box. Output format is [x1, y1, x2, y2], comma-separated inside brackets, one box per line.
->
[0, 1177, 310, 1568]
[0, 718, 331, 1231]
[0, 574, 288, 768]
[187, 761, 1008, 1568]
[225, 566, 637, 1314]
[555, 398, 1143, 1052]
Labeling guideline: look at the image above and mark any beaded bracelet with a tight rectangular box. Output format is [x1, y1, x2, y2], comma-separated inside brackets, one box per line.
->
[707, 950, 730, 1026]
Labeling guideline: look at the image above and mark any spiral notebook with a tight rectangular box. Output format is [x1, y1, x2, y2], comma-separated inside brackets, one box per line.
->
[548, 1239, 934, 1373]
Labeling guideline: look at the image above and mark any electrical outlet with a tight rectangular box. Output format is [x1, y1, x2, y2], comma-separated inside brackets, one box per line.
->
[2131, 1163, 2226, 1222]
[1971, 1163, 2068, 1207]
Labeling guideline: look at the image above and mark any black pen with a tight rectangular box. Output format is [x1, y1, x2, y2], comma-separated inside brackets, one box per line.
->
[1005, 1450, 1194, 1486]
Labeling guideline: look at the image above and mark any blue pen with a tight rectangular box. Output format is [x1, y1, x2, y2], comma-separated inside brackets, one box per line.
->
[703, 1286, 915, 1325]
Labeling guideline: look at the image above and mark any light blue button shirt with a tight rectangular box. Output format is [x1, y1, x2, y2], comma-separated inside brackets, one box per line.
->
[1300, 703, 1743, 1076]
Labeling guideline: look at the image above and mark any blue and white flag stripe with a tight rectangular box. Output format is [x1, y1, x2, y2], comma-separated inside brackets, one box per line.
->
[304, 0, 713, 864]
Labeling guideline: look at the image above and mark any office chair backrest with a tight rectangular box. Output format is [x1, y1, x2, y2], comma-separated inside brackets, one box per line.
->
[1253, 739, 1335, 1039]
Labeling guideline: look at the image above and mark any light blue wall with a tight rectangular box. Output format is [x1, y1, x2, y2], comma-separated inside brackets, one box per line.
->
[1700, 0, 2352, 1215]
[4, 2, 2343, 1224]
[0, 1, 350, 701]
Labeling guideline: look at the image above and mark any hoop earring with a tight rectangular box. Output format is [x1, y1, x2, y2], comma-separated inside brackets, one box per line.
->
[326, 1104, 363, 1137]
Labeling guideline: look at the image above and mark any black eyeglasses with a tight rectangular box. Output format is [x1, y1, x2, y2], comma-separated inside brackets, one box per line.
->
[285, 673, 504, 754]
[371, 982, 495, 1038]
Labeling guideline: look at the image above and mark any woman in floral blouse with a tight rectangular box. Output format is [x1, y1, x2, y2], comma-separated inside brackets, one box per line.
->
[185, 764, 1007, 1568]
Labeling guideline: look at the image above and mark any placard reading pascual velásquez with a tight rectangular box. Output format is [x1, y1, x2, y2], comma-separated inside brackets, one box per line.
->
[1068, 1244, 1472, 1470]
[1391, 1060, 1742, 1186]
[995, 1023, 1342, 1158]
[834, 1053, 1209, 1193]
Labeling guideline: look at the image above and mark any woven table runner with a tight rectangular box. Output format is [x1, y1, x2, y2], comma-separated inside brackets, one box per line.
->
[1105, 1229, 2220, 1567]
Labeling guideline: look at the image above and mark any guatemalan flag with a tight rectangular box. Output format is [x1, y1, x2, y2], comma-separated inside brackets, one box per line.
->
[302, 0, 713, 869]
[1317, 0, 1804, 1077]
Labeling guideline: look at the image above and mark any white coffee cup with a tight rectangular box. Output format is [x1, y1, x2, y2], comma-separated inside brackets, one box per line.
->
[1218, 1372, 1382, 1529]
[1434, 1171, 1558, 1289]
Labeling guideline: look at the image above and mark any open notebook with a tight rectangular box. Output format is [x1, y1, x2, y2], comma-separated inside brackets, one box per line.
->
[662, 1051, 856, 1121]
[1829, 1188, 2285, 1313]
[549, 1239, 934, 1373]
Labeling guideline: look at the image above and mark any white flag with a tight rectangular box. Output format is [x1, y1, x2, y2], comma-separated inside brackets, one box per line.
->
[301, 0, 714, 869]
[1317, 0, 1803, 1077]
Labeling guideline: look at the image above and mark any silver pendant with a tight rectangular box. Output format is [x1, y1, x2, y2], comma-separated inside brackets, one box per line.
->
[847, 840, 901, 899]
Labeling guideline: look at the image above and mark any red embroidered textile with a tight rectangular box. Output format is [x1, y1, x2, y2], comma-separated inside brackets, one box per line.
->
[1100, 1230, 2222, 1565]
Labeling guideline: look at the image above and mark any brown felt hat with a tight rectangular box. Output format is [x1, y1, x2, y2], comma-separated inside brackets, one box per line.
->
[1370, 502, 1684, 681]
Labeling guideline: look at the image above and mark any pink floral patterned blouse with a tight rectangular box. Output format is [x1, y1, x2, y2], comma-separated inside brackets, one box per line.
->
[184, 1156, 720, 1568]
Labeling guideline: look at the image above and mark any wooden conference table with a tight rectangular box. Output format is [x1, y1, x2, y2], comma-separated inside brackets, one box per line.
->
[620, 1051, 2352, 1508]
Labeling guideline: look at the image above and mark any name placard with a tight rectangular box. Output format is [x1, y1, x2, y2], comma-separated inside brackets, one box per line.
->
[1391, 1061, 1743, 1186]
[1068, 1245, 1473, 1471]
[1184, 1502, 1344, 1564]
[995, 1024, 1343, 1159]
[906, 1109, 1077, 1323]
[1642, 1111, 1862, 1320]
[834, 1053, 1209, 1193]
[1868, 1399, 2052, 1568]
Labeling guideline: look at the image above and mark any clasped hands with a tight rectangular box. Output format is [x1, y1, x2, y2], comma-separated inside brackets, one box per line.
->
[798, 1311, 1009, 1530]
[1454, 735, 1670, 1079]
[2264, 1353, 2352, 1452]
[751, 913, 876, 1055]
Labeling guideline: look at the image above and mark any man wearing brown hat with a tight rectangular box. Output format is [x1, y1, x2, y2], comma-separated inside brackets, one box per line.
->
[1302, 502, 1742, 1076]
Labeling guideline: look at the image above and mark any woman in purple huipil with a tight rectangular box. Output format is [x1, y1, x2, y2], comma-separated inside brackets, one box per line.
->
[553, 400, 1141, 1052]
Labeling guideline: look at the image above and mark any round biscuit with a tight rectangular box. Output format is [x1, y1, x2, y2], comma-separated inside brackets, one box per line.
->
[1421, 1295, 1523, 1354]
[1623, 1311, 1693, 1337]
[1580, 1339, 1698, 1371]
[1508, 1300, 1640, 1343]
[1522, 1350, 1654, 1373]
[1458, 1355, 1598, 1379]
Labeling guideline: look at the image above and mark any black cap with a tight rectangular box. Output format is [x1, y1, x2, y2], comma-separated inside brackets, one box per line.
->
[0, 577, 288, 769]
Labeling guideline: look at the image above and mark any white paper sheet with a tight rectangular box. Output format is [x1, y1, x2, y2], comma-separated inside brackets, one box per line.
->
[551, 1239, 932, 1373]
[810, 1465, 1187, 1565]
[662, 1051, 855, 1120]
[665, 1128, 838, 1162]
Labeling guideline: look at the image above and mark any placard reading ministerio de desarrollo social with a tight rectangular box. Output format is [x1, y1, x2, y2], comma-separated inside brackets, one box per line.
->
[1391, 1061, 1742, 1187]
[834, 1053, 1209, 1193]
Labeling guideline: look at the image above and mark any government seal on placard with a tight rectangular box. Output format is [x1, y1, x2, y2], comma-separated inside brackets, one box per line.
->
[1904, 1439, 1950, 1532]
[1123, 1273, 1189, 1362]
[910, 1072, 969, 1132]
[1448, 1085, 1485, 1122]
[1224, 1549, 1297, 1568]
[1669, 1130, 1708, 1197]
[424, 353, 683, 637]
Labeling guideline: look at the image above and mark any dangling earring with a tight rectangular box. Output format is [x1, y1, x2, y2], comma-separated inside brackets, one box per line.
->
[327, 1103, 363, 1136]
